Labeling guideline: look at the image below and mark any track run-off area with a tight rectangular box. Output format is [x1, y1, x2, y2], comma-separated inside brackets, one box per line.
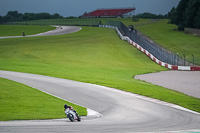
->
[135, 71, 200, 99]
[0, 26, 200, 132]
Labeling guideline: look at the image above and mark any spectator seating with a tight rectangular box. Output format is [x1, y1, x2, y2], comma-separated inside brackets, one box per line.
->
[81, 8, 135, 18]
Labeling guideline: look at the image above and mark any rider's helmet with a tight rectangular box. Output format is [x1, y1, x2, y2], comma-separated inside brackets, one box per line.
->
[64, 104, 68, 109]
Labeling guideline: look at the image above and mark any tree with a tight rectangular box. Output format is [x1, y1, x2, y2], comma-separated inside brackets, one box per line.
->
[134, 12, 166, 19]
[5, 11, 23, 21]
[7, 11, 22, 18]
[35, 13, 51, 19]
[175, 0, 190, 25]
[185, 0, 200, 28]
[0, 16, 3, 23]
[22, 13, 36, 21]
[194, 8, 200, 28]
[168, 7, 177, 24]
[53, 13, 63, 19]
[169, 0, 200, 30]
[0, 11, 64, 23]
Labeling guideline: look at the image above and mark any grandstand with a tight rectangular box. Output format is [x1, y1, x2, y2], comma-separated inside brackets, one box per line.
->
[80, 8, 135, 18]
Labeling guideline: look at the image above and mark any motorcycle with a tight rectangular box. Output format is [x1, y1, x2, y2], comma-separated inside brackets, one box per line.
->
[65, 107, 81, 122]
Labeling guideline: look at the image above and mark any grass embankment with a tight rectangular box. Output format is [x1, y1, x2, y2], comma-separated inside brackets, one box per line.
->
[0, 25, 200, 118]
[136, 19, 200, 65]
[0, 78, 86, 121]
[0, 25, 55, 36]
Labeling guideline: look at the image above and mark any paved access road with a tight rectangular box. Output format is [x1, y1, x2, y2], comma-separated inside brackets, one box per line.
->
[0, 26, 81, 39]
[135, 71, 200, 99]
[0, 70, 200, 133]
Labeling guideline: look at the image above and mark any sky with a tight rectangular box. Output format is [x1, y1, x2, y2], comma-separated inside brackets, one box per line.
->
[0, 0, 180, 17]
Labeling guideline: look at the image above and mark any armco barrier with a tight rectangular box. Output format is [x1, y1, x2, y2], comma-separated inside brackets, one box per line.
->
[99, 25, 200, 71]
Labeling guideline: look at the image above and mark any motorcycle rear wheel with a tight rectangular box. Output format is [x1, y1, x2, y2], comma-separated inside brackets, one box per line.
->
[68, 114, 75, 122]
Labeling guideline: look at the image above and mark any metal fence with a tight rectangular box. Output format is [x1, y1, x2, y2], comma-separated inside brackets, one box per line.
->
[2, 19, 199, 66]
[3, 19, 100, 27]
[184, 28, 200, 36]
[105, 20, 199, 66]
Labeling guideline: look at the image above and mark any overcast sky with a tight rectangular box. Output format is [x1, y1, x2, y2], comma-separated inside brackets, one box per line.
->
[0, 0, 180, 17]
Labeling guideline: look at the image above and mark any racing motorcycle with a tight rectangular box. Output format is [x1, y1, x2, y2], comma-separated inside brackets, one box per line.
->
[65, 106, 81, 122]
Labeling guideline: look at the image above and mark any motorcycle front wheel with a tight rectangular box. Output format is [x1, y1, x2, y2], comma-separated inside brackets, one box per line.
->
[77, 116, 81, 122]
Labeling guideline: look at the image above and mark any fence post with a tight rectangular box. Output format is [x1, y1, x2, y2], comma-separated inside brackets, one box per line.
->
[192, 54, 194, 66]
[177, 53, 179, 66]
[173, 54, 176, 65]
[183, 54, 185, 66]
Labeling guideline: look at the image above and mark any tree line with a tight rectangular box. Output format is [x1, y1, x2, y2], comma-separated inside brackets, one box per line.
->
[133, 12, 168, 19]
[0, 11, 64, 23]
[168, 0, 200, 30]
[132, 12, 168, 22]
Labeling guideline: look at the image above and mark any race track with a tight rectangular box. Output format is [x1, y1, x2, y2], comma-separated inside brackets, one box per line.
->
[0, 26, 200, 132]
[0, 25, 81, 39]
[0, 70, 200, 133]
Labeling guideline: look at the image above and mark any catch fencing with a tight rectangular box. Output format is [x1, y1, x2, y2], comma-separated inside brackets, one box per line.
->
[184, 28, 200, 36]
[2, 19, 199, 66]
[3, 19, 100, 27]
[104, 21, 199, 66]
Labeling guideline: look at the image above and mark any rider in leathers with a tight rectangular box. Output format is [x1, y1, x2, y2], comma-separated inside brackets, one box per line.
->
[64, 104, 78, 116]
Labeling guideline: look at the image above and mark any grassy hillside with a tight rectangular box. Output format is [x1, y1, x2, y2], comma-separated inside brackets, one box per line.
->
[0, 78, 86, 121]
[0, 26, 200, 115]
[136, 19, 200, 65]
[0, 25, 55, 36]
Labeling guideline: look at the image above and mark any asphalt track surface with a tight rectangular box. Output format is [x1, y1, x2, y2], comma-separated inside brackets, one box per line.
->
[0, 27, 200, 132]
[0, 25, 81, 39]
[0, 70, 200, 133]
[135, 71, 200, 99]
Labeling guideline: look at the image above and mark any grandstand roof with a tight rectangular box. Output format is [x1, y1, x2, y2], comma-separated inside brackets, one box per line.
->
[81, 8, 135, 18]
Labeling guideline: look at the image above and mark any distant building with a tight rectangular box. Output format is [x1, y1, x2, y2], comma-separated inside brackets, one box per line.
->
[80, 8, 136, 18]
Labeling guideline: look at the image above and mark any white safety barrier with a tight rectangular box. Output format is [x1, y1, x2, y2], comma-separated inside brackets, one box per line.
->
[99, 25, 200, 71]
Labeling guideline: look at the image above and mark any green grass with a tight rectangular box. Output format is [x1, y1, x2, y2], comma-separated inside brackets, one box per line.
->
[136, 19, 200, 65]
[0, 78, 87, 121]
[0, 25, 55, 36]
[0, 26, 200, 116]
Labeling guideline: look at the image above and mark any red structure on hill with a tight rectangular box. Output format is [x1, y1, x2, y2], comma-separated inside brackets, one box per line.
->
[81, 8, 135, 18]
